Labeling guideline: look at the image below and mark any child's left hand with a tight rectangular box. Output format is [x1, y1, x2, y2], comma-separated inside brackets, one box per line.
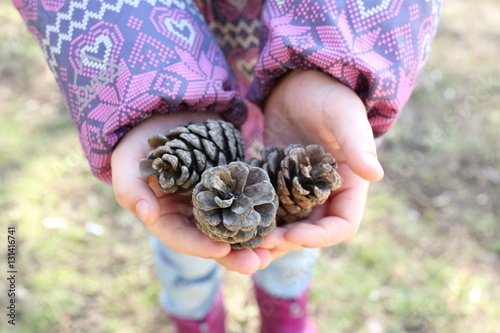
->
[259, 70, 384, 260]
[111, 112, 272, 275]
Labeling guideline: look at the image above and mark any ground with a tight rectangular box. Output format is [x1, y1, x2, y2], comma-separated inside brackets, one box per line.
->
[0, 1, 499, 332]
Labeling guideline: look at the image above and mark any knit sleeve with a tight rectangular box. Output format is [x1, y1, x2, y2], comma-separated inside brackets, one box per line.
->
[13, 0, 247, 183]
[249, 0, 443, 137]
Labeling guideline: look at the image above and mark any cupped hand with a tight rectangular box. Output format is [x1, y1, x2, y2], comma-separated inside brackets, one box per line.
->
[259, 70, 384, 259]
[111, 112, 272, 274]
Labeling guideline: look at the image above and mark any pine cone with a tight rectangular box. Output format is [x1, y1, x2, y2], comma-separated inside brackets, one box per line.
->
[261, 144, 342, 224]
[139, 119, 245, 195]
[192, 161, 279, 249]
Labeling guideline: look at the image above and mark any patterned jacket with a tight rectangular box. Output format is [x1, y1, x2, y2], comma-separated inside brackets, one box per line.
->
[14, 0, 443, 183]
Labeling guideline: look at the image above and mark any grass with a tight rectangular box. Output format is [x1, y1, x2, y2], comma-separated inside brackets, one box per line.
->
[1, 1, 499, 332]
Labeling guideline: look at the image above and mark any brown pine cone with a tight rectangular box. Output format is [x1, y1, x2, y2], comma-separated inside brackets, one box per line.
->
[192, 161, 279, 249]
[261, 144, 342, 224]
[139, 119, 245, 195]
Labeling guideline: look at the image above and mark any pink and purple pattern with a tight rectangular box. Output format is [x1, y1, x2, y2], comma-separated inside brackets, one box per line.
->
[14, 0, 442, 183]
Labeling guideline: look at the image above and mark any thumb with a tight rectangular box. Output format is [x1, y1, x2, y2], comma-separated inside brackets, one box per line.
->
[341, 130, 384, 182]
[111, 141, 160, 226]
[322, 86, 384, 182]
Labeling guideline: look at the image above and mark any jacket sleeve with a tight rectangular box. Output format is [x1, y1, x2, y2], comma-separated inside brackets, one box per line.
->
[13, 0, 247, 183]
[248, 0, 443, 137]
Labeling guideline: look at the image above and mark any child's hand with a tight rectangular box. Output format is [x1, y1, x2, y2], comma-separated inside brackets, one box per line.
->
[111, 112, 272, 274]
[259, 70, 384, 259]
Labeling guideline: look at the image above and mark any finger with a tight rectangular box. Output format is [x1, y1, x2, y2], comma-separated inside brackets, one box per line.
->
[214, 249, 262, 275]
[259, 227, 287, 249]
[253, 248, 273, 270]
[111, 142, 160, 226]
[260, 227, 303, 253]
[285, 166, 369, 247]
[149, 212, 231, 259]
[260, 204, 327, 251]
[321, 85, 384, 182]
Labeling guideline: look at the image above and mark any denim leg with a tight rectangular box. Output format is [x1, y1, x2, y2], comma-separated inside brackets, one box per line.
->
[254, 248, 319, 299]
[150, 235, 222, 320]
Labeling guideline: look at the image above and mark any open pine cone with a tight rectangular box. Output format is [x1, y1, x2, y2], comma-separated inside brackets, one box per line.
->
[261, 144, 342, 224]
[192, 161, 279, 249]
[139, 119, 245, 195]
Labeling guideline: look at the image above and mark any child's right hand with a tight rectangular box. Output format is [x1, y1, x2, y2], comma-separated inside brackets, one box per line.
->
[111, 112, 273, 275]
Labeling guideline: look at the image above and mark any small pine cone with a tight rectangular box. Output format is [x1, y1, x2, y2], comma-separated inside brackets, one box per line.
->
[192, 161, 279, 249]
[139, 119, 245, 195]
[262, 144, 342, 224]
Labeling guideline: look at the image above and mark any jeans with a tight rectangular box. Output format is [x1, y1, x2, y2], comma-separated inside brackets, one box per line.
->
[150, 236, 318, 320]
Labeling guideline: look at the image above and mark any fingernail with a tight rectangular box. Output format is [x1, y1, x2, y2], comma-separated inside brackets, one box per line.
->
[135, 200, 151, 224]
[366, 153, 384, 179]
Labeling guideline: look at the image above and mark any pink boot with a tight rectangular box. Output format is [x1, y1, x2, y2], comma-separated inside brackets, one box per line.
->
[254, 284, 318, 333]
[168, 292, 225, 333]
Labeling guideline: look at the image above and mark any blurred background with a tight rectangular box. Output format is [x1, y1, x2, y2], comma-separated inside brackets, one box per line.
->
[0, 0, 498, 332]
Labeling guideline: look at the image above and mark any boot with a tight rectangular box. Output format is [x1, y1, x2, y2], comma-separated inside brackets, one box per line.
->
[254, 284, 318, 333]
[168, 291, 225, 333]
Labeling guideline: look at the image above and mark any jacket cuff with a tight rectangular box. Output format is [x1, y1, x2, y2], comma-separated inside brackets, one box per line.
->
[14, 0, 247, 183]
[249, 0, 443, 137]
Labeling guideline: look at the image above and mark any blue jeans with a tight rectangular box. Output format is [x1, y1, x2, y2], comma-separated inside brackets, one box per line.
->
[150, 236, 318, 320]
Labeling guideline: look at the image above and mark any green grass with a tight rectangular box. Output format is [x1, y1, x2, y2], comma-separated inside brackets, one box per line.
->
[1, 1, 499, 332]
